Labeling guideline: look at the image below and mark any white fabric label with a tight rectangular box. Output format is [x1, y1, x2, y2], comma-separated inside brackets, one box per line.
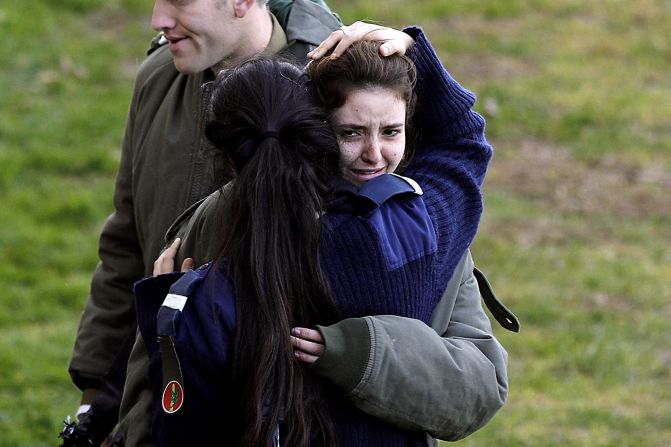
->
[162, 293, 188, 312]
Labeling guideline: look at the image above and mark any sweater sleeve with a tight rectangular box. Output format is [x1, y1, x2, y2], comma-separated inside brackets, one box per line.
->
[402, 26, 493, 283]
[403, 25, 492, 192]
[312, 251, 509, 441]
[404, 26, 491, 167]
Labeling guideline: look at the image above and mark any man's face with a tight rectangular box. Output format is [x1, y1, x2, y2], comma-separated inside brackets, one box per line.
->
[152, 0, 243, 74]
[332, 87, 407, 187]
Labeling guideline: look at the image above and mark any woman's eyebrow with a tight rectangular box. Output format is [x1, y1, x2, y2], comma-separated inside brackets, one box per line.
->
[335, 123, 366, 130]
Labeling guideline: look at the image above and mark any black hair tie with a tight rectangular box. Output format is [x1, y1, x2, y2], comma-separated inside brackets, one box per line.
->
[260, 130, 280, 141]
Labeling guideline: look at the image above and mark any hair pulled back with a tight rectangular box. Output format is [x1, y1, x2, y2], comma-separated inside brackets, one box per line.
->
[205, 58, 339, 447]
[307, 40, 417, 123]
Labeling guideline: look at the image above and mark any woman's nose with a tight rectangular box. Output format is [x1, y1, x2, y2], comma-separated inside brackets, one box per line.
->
[361, 137, 382, 163]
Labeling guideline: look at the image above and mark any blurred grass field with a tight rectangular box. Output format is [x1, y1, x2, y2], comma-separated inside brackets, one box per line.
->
[1, 0, 669, 446]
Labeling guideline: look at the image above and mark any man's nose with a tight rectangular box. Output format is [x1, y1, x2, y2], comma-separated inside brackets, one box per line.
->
[151, 0, 176, 31]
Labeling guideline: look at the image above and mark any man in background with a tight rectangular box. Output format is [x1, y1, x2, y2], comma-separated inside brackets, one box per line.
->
[66, 1, 340, 445]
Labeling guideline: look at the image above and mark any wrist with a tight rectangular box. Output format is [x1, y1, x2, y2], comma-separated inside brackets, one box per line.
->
[310, 318, 371, 393]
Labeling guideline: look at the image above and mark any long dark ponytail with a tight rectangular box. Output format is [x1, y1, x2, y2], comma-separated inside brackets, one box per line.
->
[205, 58, 340, 446]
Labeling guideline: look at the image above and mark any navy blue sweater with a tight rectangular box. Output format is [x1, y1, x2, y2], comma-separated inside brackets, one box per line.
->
[315, 27, 491, 446]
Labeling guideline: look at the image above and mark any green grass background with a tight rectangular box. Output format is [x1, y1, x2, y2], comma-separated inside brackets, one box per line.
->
[1, 0, 669, 445]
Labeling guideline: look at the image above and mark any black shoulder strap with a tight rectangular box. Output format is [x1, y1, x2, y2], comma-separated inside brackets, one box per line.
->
[156, 264, 212, 414]
[473, 267, 520, 332]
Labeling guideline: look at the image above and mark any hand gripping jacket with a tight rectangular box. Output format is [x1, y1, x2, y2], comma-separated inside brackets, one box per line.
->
[134, 174, 425, 446]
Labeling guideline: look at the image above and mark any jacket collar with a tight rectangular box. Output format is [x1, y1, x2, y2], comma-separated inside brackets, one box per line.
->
[284, 0, 341, 48]
[259, 12, 289, 58]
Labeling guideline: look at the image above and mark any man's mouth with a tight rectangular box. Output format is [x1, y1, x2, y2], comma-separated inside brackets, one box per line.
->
[165, 34, 186, 43]
[165, 35, 189, 51]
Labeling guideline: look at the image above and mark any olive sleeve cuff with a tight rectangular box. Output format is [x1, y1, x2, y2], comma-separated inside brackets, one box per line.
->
[309, 317, 371, 394]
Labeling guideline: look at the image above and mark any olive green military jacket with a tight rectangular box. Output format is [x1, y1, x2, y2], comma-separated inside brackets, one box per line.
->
[69, 0, 339, 391]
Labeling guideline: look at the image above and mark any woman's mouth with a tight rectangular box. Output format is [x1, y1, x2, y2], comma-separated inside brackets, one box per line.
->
[347, 167, 386, 184]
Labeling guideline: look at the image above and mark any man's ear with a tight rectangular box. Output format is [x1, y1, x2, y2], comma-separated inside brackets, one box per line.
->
[233, 0, 257, 18]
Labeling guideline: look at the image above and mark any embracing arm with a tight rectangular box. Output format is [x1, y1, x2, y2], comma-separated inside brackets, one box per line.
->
[311, 23, 492, 280]
[308, 251, 508, 441]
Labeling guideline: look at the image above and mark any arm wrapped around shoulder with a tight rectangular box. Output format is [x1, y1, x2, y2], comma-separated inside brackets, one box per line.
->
[311, 252, 509, 441]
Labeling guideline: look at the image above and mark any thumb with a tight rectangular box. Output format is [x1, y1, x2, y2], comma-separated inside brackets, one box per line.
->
[181, 258, 194, 272]
[379, 41, 403, 57]
[379, 33, 414, 57]
[379, 42, 393, 56]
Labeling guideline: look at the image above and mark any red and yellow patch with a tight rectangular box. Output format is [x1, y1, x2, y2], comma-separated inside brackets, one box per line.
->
[162, 380, 184, 414]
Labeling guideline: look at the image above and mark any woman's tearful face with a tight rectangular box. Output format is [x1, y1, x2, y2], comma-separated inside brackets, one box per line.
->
[333, 87, 406, 186]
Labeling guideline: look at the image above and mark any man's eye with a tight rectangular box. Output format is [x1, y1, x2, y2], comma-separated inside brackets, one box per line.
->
[340, 130, 359, 138]
[384, 129, 402, 137]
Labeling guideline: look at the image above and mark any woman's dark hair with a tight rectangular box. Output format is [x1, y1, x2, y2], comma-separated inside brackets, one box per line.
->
[205, 58, 340, 446]
[307, 41, 417, 167]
